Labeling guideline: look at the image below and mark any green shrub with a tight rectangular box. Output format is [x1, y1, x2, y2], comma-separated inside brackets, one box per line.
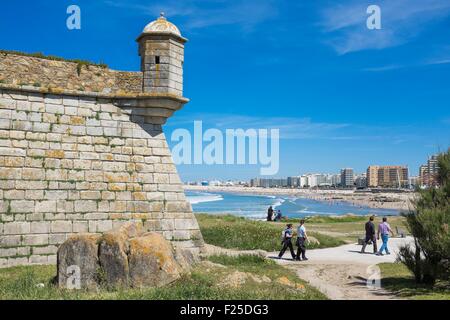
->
[208, 254, 274, 267]
[304, 215, 367, 224]
[0, 50, 108, 69]
[399, 149, 450, 284]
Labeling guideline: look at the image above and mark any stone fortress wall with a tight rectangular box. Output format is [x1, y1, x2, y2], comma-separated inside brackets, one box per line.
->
[0, 88, 203, 268]
[0, 15, 205, 268]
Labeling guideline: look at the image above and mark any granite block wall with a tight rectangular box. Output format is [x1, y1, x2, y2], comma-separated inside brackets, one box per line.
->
[0, 88, 203, 268]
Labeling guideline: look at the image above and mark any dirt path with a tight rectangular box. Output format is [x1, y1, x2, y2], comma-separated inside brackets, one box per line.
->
[200, 238, 414, 300]
[286, 263, 394, 300]
[267, 237, 414, 300]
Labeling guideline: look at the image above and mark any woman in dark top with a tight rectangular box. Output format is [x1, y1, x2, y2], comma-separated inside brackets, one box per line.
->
[278, 224, 296, 260]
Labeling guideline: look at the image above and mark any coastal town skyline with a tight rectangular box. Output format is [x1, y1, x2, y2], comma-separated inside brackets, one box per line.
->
[181, 151, 444, 183]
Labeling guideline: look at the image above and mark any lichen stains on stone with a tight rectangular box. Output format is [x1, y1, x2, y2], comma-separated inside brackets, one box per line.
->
[45, 150, 65, 159]
[69, 116, 85, 125]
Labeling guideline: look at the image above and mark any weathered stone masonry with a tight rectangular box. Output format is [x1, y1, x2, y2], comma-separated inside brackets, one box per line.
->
[0, 53, 142, 94]
[0, 15, 204, 268]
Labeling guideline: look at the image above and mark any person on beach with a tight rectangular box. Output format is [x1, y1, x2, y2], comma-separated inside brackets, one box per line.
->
[376, 217, 395, 256]
[278, 224, 296, 260]
[274, 210, 282, 221]
[267, 206, 274, 221]
[360, 216, 377, 254]
[296, 220, 308, 261]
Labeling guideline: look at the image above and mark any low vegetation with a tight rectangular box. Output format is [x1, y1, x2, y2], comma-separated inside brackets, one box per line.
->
[285, 215, 407, 243]
[379, 263, 450, 300]
[196, 213, 345, 251]
[0, 50, 108, 76]
[0, 255, 326, 300]
[296, 215, 367, 224]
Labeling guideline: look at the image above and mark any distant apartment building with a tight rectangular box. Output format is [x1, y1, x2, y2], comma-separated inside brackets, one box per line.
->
[253, 172, 348, 189]
[308, 174, 319, 187]
[250, 178, 258, 187]
[316, 174, 329, 186]
[340, 168, 354, 187]
[299, 174, 325, 188]
[300, 175, 308, 188]
[409, 176, 420, 188]
[419, 154, 439, 187]
[354, 173, 367, 188]
[419, 165, 428, 186]
[287, 176, 301, 188]
[366, 165, 409, 188]
[330, 174, 341, 187]
[250, 178, 287, 188]
[367, 165, 379, 187]
[380, 166, 409, 188]
[296, 174, 340, 188]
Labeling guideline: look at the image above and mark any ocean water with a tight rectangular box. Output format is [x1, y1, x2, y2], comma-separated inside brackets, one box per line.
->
[186, 191, 399, 220]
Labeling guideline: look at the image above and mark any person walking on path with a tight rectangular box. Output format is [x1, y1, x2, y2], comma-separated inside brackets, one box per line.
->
[267, 206, 274, 221]
[278, 224, 296, 260]
[376, 217, 395, 256]
[361, 215, 377, 254]
[296, 219, 308, 261]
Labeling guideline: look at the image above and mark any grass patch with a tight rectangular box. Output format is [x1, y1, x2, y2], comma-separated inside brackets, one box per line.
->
[0, 255, 326, 300]
[288, 215, 407, 243]
[208, 253, 272, 266]
[196, 214, 345, 251]
[379, 263, 450, 300]
[303, 215, 368, 224]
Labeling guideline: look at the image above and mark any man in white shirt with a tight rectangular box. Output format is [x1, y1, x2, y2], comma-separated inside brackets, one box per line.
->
[296, 219, 308, 261]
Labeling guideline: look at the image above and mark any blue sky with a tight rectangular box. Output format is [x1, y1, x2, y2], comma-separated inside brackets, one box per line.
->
[1, 0, 449, 181]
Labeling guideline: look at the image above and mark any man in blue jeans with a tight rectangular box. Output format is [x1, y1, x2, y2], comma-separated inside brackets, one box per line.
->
[376, 217, 395, 256]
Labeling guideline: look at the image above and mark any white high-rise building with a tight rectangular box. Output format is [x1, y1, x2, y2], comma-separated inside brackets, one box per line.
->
[340, 168, 354, 187]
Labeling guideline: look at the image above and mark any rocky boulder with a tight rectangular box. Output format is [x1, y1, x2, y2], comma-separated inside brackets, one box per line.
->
[97, 222, 142, 287]
[174, 246, 197, 271]
[57, 222, 195, 290]
[57, 234, 100, 290]
[129, 233, 182, 288]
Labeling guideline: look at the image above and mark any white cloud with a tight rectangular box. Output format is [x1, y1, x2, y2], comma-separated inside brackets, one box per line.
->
[427, 59, 450, 65]
[166, 113, 436, 146]
[362, 64, 404, 72]
[362, 57, 450, 72]
[318, 0, 450, 54]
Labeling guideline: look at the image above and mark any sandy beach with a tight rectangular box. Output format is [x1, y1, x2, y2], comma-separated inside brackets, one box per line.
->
[184, 185, 416, 211]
